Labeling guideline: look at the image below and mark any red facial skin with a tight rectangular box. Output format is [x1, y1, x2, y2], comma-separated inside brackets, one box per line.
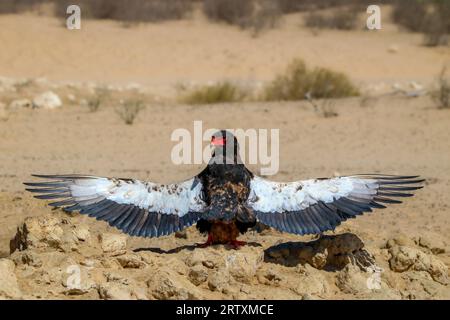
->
[211, 137, 226, 146]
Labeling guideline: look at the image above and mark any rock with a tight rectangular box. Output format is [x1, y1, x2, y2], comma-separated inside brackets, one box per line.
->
[414, 234, 446, 255]
[100, 271, 148, 299]
[185, 249, 218, 269]
[0, 259, 22, 299]
[99, 256, 122, 270]
[73, 225, 90, 242]
[188, 265, 209, 286]
[99, 233, 127, 255]
[388, 45, 399, 53]
[186, 247, 263, 287]
[389, 246, 448, 285]
[224, 250, 263, 284]
[336, 264, 373, 295]
[35, 251, 67, 269]
[289, 264, 329, 296]
[148, 269, 203, 300]
[208, 268, 231, 293]
[10, 215, 65, 253]
[401, 271, 450, 300]
[11, 251, 42, 268]
[32, 91, 62, 109]
[10, 215, 82, 254]
[185, 250, 206, 267]
[386, 234, 415, 249]
[336, 264, 401, 299]
[8, 99, 32, 110]
[98, 283, 133, 300]
[256, 268, 283, 286]
[103, 271, 130, 285]
[116, 254, 146, 269]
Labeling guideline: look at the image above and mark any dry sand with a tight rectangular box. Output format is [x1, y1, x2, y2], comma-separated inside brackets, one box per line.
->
[0, 10, 449, 299]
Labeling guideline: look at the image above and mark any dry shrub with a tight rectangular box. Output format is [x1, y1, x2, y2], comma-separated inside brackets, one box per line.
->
[392, 0, 450, 47]
[0, 0, 48, 14]
[262, 59, 359, 101]
[276, 0, 356, 13]
[433, 67, 450, 109]
[87, 98, 101, 113]
[422, 2, 450, 47]
[53, 0, 192, 23]
[182, 82, 247, 105]
[304, 7, 360, 30]
[276, 0, 391, 14]
[392, 0, 428, 32]
[203, 0, 281, 33]
[86, 87, 109, 113]
[115, 100, 144, 125]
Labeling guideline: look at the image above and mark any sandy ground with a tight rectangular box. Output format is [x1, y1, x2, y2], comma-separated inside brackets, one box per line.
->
[0, 9, 449, 299]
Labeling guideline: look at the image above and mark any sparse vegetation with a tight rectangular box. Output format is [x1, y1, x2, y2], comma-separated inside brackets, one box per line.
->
[422, 3, 450, 47]
[86, 87, 109, 112]
[392, 0, 428, 33]
[433, 67, 450, 109]
[181, 82, 247, 105]
[115, 100, 144, 125]
[87, 98, 101, 113]
[262, 59, 359, 102]
[203, 0, 281, 33]
[392, 0, 450, 47]
[0, 0, 48, 14]
[53, 0, 193, 23]
[304, 7, 360, 30]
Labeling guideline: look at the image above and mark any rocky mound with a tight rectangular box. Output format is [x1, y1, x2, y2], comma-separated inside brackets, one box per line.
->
[0, 213, 448, 300]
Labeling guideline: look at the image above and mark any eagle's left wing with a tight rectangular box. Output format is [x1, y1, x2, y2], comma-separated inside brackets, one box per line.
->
[247, 174, 424, 235]
[25, 174, 207, 237]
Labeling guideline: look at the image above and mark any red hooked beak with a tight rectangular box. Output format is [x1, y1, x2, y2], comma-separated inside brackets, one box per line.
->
[211, 137, 226, 146]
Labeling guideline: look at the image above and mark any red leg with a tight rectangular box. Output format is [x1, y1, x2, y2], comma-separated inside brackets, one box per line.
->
[197, 233, 214, 248]
[228, 239, 247, 249]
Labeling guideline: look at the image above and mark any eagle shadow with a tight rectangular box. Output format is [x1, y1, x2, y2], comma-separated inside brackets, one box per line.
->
[134, 241, 262, 254]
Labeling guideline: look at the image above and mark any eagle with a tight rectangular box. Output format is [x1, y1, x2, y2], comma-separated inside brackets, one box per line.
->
[25, 130, 424, 248]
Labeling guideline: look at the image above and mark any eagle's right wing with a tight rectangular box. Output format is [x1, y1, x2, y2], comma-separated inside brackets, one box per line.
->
[25, 174, 207, 237]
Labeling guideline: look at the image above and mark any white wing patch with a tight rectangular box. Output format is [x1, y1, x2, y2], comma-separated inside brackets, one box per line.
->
[247, 176, 378, 213]
[69, 177, 205, 216]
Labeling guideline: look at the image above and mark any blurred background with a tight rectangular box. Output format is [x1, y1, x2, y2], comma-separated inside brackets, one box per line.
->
[0, 0, 449, 94]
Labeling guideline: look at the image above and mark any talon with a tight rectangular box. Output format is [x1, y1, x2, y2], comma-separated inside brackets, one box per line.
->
[197, 233, 214, 248]
[229, 240, 246, 249]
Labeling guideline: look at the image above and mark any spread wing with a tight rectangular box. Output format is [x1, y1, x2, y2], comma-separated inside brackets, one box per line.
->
[247, 174, 424, 235]
[25, 174, 207, 237]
